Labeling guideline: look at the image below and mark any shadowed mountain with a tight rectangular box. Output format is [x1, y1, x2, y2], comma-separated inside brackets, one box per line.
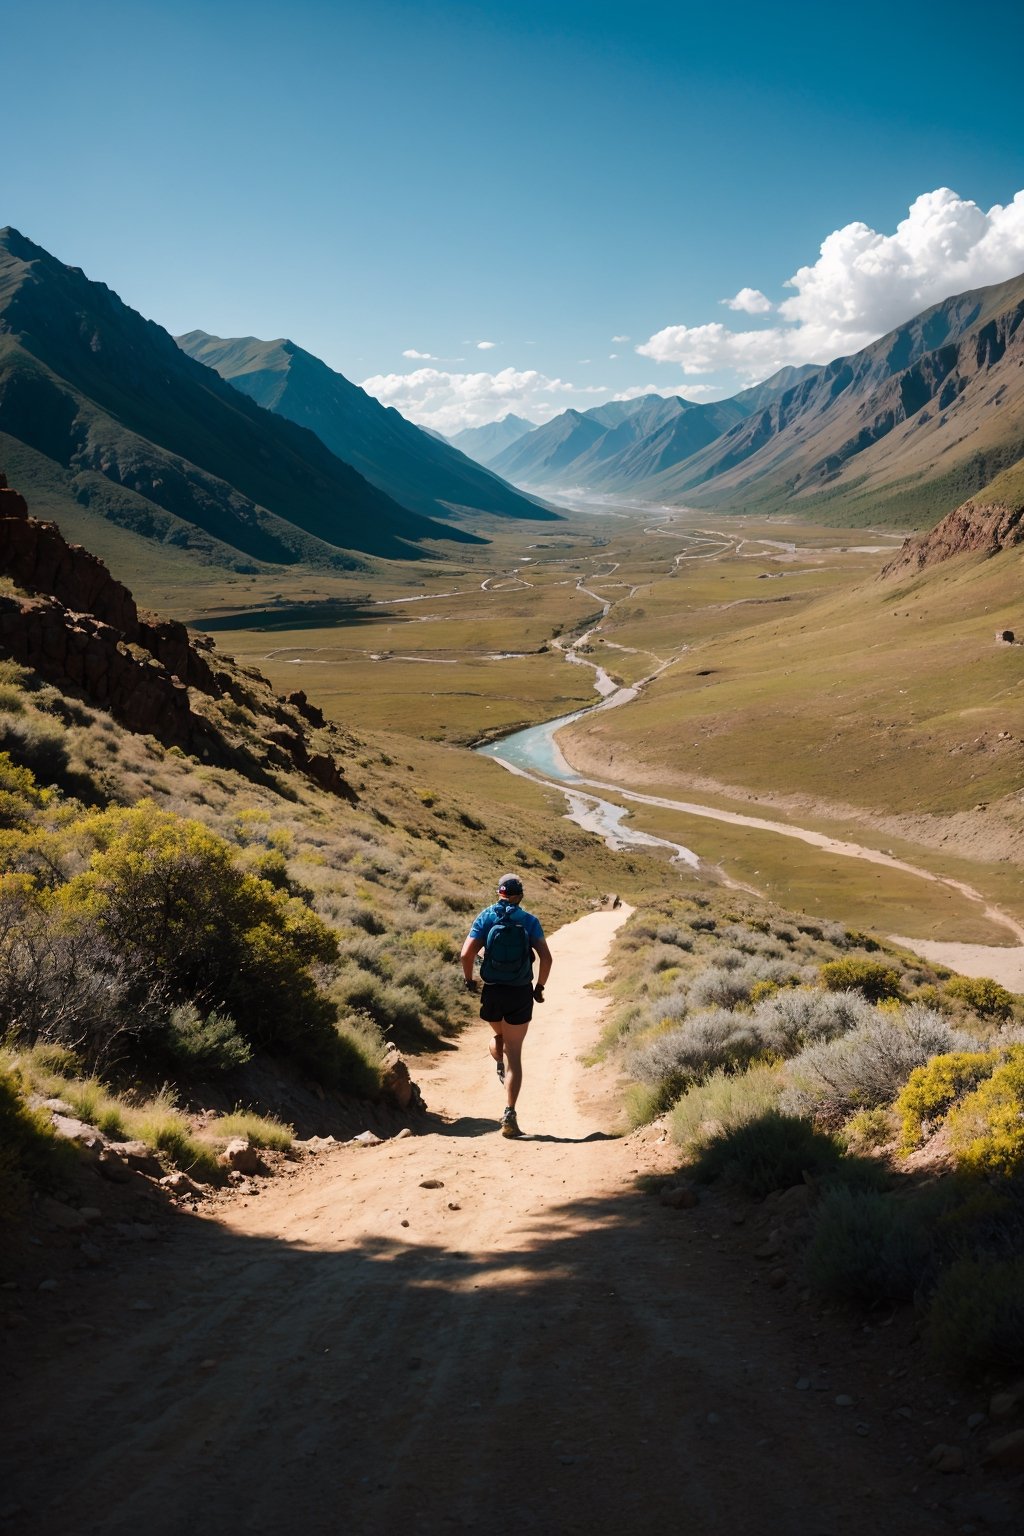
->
[0, 228, 484, 573]
[447, 414, 536, 466]
[489, 394, 749, 492]
[635, 273, 1024, 527]
[176, 332, 556, 526]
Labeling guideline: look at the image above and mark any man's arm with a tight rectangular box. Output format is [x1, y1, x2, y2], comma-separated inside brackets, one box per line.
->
[460, 935, 483, 986]
[534, 938, 553, 987]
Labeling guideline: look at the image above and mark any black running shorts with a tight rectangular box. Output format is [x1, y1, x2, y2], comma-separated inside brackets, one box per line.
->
[480, 983, 534, 1026]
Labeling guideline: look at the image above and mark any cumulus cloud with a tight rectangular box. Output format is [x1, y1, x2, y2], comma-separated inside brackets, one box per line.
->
[639, 187, 1024, 381]
[360, 366, 606, 433]
[402, 348, 436, 359]
[722, 287, 773, 314]
[476, 340, 496, 350]
[611, 334, 630, 343]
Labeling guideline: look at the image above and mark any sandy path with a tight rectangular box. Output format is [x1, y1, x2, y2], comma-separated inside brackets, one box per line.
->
[4, 909, 977, 1536]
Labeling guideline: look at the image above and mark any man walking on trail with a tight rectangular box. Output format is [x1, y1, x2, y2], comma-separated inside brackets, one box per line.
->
[461, 874, 552, 1138]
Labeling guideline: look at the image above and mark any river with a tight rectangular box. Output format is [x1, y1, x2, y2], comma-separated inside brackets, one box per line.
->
[476, 639, 1024, 987]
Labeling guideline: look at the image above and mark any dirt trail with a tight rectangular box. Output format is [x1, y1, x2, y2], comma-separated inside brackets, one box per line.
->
[5, 910, 984, 1535]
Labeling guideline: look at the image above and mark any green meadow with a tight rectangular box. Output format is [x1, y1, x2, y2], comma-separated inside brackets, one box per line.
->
[108, 502, 1024, 938]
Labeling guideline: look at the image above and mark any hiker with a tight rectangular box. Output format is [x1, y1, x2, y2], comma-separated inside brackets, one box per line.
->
[461, 874, 552, 1138]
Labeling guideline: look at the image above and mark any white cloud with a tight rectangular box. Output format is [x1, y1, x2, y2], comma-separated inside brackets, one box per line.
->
[609, 353, 618, 359]
[360, 365, 606, 433]
[476, 340, 496, 350]
[722, 287, 773, 314]
[611, 334, 630, 343]
[639, 187, 1024, 382]
[402, 348, 436, 359]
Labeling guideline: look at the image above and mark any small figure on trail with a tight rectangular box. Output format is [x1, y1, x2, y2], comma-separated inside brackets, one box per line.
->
[461, 874, 552, 1138]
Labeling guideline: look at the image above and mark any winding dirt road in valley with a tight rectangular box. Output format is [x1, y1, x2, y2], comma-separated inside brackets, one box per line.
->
[5, 910, 986, 1535]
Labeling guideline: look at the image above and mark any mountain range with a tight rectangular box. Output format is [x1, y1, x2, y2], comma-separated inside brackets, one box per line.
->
[487, 393, 750, 492]
[479, 278, 1024, 528]
[176, 333, 552, 527]
[447, 414, 534, 465]
[0, 229, 548, 577]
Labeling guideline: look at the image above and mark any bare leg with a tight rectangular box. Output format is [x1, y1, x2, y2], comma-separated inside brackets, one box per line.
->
[501, 1020, 529, 1109]
[488, 1027, 504, 1067]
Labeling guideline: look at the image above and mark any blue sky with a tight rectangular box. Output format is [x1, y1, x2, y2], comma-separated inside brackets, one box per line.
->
[5, 0, 1024, 430]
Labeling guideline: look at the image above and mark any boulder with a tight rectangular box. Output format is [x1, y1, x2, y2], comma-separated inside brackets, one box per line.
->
[660, 1183, 699, 1210]
[39, 1198, 88, 1232]
[220, 1139, 261, 1176]
[160, 1172, 204, 1198]
[982, 1428, 1024, 1471]
[380, 1052, 415, 1111]
[927, 1444, 965, 1474]
[96, 1148, 134, 1184]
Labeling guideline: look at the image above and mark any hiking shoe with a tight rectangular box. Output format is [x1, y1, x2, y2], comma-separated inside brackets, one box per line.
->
[501, 1107, 521, 1138]
[496, 1058, 506, 1086]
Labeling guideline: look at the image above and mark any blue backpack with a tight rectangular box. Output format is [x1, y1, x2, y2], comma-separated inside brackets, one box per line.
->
[479, 902, 533, 986]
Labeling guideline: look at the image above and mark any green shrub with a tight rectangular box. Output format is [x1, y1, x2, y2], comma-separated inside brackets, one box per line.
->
[334, 1015, 385, 1095]
[946, 1048, 1024, 1175]
[750, 988, 873, 1056]
[688, 958, 795, 1010]
[806, 1187, 936, 1305]
[690, 1110, 843, 1197]
[627, 1009, 764, 1097]
[60, 802, 340, 1062]
[925, 1255, 1024, 1378]
[894, 1048, 1001, 1151]
[408, 929, 458, 963]
[843, 1106, 897, 1153]
[820, 959, 904, 1003]
[336, 973, 423, 1037]
[164, 1004, 252, 1074]
[782, 1008, 977, 1127]
[625, 1080, 677, 1127]
[943, 975, 1016, 1021]
[670, 1063, 782, 1153]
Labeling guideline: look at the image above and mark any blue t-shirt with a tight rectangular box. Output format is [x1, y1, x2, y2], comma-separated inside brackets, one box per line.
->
[469, 901, 544, 947]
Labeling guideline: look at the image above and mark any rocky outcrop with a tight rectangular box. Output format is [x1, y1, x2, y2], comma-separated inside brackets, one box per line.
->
[0, 476, 218, 692]
[0, 477, 354, 796]
[881, 497, 1024, 577]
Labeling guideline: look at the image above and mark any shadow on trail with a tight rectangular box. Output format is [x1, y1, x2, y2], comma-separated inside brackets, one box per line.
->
[521, 1130, 619, 1144]
[423, 1113, 620, 1144]
[3, 1166, 969, 1536]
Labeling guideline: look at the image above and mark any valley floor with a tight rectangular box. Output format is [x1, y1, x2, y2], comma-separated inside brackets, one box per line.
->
[4, 911, 1012, 1535]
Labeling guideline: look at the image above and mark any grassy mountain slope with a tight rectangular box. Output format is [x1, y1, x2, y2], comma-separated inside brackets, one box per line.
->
[176, 332, 556, 525]
[560, 532, 1024, 870]
[636, 273, 1024, 528]
[0, 228, 483, 573]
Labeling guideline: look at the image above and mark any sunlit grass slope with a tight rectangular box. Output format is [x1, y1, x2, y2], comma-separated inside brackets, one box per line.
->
[564, 543, 1024, 818]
